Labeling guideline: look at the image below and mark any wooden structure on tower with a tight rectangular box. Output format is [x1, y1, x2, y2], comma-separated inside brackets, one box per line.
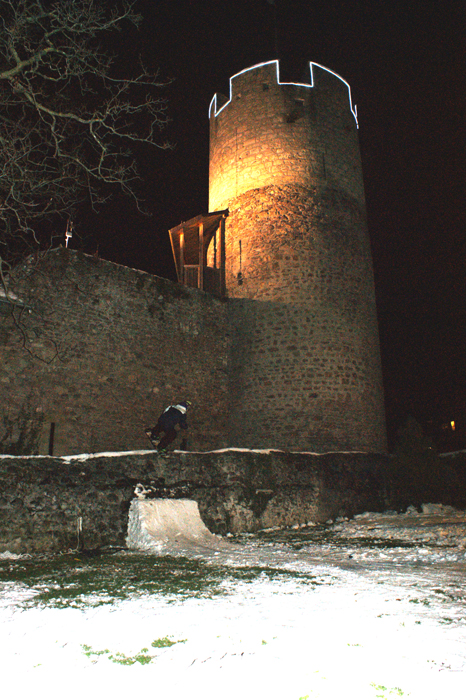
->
[169, 211, 228, 297]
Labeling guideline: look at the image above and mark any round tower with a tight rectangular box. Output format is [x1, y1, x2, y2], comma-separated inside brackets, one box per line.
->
[209, 60, 386, 452]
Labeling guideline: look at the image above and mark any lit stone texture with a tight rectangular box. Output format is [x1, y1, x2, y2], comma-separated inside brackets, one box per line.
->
[209, 61, 386, 452]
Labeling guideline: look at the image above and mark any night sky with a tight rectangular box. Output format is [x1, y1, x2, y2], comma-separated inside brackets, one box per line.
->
[76, 0, 464, 450]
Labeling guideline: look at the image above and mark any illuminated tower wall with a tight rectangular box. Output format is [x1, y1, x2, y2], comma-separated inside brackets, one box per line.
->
[209, 61, 387, 452]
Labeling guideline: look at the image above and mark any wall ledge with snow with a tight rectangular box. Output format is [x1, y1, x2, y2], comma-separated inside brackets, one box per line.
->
[1, 448, 462, 554]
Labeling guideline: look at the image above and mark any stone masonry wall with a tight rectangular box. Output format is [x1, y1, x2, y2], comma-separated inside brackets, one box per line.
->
[1, 249, 230, 456]
[208, 60, 386, 453]
[0, 450, 392, 553]
[209, 61, 362, 212]
[223, 185, 386, 452]
[2, 449, 465, 554]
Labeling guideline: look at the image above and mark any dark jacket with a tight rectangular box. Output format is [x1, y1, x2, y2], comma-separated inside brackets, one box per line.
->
[157, 404, 188, 431]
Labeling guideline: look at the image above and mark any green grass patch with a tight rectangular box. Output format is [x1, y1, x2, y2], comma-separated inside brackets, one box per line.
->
[151, 636, 186, 648]
[0, 549, 320, 609]
[81, 638, 186, 664]
[370, 683, 408, 698]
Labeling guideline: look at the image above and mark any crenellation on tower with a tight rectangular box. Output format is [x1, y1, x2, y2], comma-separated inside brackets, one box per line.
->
[209, 61, 364, 215]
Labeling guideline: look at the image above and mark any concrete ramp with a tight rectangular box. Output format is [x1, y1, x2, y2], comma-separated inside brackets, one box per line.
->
[126, 498, 224, 554]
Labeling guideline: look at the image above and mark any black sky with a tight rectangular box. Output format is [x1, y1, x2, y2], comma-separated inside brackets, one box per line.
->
[76, 0, 465, 450]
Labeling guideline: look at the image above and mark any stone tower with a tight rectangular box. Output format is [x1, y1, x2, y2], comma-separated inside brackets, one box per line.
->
[208, 60, 387, 452]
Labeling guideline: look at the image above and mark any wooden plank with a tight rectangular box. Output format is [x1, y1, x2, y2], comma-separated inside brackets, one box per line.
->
[169, 230, 181, 283]
[180, 229, 185, 284]
[198, 221, 204, 291]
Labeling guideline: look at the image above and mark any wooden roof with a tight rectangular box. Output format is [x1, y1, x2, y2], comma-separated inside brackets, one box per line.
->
[169, 210, 228, 282]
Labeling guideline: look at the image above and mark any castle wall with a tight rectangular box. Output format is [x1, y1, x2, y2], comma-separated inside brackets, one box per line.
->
[1, 60, 387, 457]
[0, 449, 392, 553]
[209, 61, 387, 452]
[1, 249, 230, 456]
[223, 186, 386, 451]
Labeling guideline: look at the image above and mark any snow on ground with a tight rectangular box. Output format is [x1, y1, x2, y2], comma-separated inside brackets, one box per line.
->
[1, 504, 465, 700]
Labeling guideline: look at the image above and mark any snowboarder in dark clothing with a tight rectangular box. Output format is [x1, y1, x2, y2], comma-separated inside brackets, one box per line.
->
[145, 401, 191, 452]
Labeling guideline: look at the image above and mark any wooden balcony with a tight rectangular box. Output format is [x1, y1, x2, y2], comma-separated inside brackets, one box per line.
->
[169, 210, 228, 297]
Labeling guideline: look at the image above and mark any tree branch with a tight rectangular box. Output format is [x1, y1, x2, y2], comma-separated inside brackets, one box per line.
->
[0, 0, 173, 265]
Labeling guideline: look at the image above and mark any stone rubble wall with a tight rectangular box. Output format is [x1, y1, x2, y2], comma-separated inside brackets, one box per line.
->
[1, 245, 385, 455]
[0, 450, 392, 554]
[1, 249, 230, 456]
[223, 186, 386, 452]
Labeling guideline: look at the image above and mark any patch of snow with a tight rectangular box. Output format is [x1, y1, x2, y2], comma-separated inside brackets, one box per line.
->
[0, 449, 157, 461]
[60, 449, 157, 462]
[0, 447, 376, 460]
[1, 505, 465, 699]
[421, 503, 459, 515]
[0, 551, 28, 560]
[0, 288, 22, 303]
[126, 498, 225, 552]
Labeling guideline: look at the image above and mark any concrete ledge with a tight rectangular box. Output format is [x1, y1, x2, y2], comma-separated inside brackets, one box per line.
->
[0, 449, 392, 553]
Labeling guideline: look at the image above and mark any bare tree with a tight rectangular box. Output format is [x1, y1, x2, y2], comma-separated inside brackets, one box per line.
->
[0, 0, 171, 270]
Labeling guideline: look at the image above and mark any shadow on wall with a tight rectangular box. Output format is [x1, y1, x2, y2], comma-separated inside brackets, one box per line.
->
[0, 404, 46, 456]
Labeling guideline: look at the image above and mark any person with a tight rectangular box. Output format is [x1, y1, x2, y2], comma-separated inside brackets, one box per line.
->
[145, 401, 191, 452]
